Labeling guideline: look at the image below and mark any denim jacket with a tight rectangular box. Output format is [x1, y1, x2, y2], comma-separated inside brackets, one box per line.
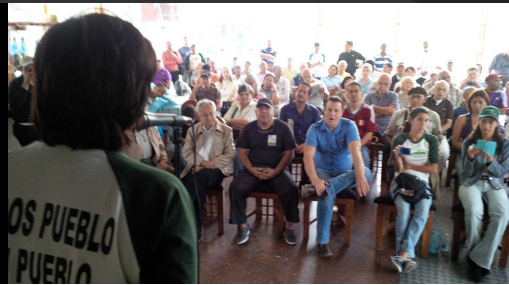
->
[460, 137, 509, 190]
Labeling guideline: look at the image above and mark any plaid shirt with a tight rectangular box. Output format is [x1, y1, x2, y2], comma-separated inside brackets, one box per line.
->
[363, 91, 400, 135]
[428, 86, 463, 108]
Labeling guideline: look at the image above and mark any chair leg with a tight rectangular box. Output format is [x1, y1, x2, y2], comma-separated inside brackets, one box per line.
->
[343, 200, 354, 246]
[499, 226, 509, 267]
[256, 197, 262, 221]
[421, 210, 434, 258]
[376, 205, 385, 251]
[303, 198, 311, 240]
[445, 153, 456, 187]
[451, 212, 463, 261]
[217, 192, 224, 236]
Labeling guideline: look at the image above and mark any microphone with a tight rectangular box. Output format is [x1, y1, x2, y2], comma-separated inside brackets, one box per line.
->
[137, 112, 193, 130]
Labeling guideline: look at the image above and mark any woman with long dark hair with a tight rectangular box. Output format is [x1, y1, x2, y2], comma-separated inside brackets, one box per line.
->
[459, 106, 509, 282]
[390, 107, 439, 274]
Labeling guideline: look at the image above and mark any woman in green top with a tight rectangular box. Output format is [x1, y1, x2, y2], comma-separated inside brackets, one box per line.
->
[390, 108, 439, 274]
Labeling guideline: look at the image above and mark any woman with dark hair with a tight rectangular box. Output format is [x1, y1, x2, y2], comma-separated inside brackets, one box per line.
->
[459, 106, 509, 282]
[452, 90, 491, 151]
[390, 107, 439, 274]
[337, 75, 355, 104]
[8, 14, 197, 283]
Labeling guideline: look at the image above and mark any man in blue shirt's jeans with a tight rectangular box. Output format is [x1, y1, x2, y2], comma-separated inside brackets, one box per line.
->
[303, 96, 371, 258]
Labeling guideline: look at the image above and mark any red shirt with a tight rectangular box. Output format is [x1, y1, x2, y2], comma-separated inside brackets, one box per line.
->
[343, 104, 378, 146]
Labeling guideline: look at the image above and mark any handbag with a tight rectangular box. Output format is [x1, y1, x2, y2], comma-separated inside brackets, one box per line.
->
[392, 173, 433, 204]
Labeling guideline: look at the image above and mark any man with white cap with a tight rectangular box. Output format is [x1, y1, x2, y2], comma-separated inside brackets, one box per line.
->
[8, 56, 38, 146]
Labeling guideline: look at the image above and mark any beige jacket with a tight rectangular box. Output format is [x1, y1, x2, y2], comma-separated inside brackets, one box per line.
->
[181, 121, 235, 178]
[121, 127, 167, 165]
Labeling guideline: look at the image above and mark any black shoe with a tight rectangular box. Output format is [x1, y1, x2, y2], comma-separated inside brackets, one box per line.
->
[236, 224, 250, 245]
[317, 243, 333, 258]
[301, 184, 317, 199]
[284, 228, 297, 245]
[467, 257, 486, 283]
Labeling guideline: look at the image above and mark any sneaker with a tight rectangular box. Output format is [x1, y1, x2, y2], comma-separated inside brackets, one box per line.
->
[236, 224, 250, 245]
[317, 243, 333, 258]
[402, 259, 417, 274]
[391, 255, 404, 273]
[301, 184, 317, 199]
[284, 228, 297, 245]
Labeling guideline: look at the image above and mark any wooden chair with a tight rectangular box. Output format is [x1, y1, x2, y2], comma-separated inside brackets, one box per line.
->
[374, 192, 436, 258]
[369, 143, 389, 182]
[302, 188, 357, 245]
[245, 183, 286, 238]
[204, 184, 225, 236]
[451, 179, 508, 267]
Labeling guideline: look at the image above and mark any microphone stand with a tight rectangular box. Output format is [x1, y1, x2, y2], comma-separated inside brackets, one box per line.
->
[172, 126, 183, 178]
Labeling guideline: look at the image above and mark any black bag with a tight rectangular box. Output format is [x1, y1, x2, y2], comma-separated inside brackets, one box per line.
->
[392, 173, 433, 204]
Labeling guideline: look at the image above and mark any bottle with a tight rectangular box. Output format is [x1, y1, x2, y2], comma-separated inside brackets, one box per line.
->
[441, 233, 450, 253]
[429, 230, 442, 254]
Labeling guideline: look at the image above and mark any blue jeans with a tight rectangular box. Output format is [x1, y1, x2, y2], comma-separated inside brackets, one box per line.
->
[390, 179, 433, 259]
[316, 167, 372, 244]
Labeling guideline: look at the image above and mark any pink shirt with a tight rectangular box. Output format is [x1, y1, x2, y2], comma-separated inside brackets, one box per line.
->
[162, 50, 183, 72]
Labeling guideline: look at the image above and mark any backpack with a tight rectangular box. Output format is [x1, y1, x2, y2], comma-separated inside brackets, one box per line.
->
[392, 173, 433, 204]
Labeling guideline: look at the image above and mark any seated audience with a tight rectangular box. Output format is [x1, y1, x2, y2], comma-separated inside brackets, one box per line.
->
[153, 59, 172, 87]
[148, 82, 178, 113]
[453, 87, 477, 126]
[484, 73, 508, 116]
[229, 98, 299, 245]
[337, 75, 355, 104]
[302, 68, 330, 112]
[302, 96, 371, 257]
[337, 60, 351, 79]
[190, 72, 222, 110]
[243, 74, 266, 101]
[343, 82, 378, 168]
[224, 84, 258, 175]
[390, 107, 439, 274]
[452, 90, 491, 177]
[280, 82, 321, 155]
[428, 70, 464, 108]
[459, 67, 487, 90]
[398, 76, 419, 109]
[181, 99, 235, 243]
[217, 66, 238, 102]
[274, 65, 291, 107]
[356, 63, 375, 95]
[259, 73, 280, 108]
[385, 87, 446, 196]
[459, 106, 509, 282]
[390, 62, 405, 91]
[321, 64, 343, 97]
[363, 73, 399, 161]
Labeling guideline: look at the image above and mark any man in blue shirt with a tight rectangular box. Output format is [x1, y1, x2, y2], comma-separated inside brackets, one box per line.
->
[488, 50, 509, 86]
[303, 96, 371, 257]
[260, 39, 277, 63]
[280, 82, 321, 153]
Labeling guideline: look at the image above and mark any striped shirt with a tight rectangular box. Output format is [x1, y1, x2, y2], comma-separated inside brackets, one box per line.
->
[374, 53, 392, 70]
[363, 91, 400, 135]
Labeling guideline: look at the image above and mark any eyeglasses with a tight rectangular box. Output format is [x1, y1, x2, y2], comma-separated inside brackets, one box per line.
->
[348, 89, 360, 94]
[410, 95, 425, 100]
[435, 88, 448, 92]
[378, 82, 390, 86]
